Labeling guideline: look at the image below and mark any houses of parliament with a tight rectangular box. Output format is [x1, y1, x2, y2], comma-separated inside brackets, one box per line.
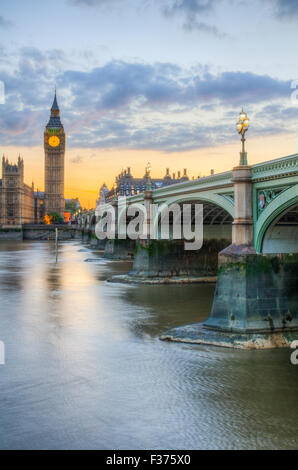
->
[0, 92, 65, 226]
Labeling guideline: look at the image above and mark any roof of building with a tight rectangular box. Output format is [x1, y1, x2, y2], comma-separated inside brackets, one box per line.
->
[100, 167, 189, 202]
[46, 116, 63, 129]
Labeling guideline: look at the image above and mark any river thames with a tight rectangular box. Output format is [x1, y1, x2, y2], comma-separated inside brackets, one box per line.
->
[0, 241, 297, 450]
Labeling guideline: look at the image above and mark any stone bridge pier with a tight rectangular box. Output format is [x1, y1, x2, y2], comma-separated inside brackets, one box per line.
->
[128, 192, 232, 283]
[103, 199, 136, 260]
[78, 212, 107, 249]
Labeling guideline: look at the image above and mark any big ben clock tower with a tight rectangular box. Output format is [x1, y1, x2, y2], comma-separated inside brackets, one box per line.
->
[44, 91, 65, 218]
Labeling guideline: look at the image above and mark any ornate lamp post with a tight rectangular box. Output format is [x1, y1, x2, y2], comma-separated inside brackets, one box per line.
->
[231, 108, 254, 247]
[236, 109, 250, 165]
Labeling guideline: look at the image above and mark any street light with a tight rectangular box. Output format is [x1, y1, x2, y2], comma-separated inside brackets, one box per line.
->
[236, 108, 250, 165]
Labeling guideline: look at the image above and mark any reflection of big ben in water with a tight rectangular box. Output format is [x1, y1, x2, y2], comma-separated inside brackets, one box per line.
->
[44, 91, 65, 218]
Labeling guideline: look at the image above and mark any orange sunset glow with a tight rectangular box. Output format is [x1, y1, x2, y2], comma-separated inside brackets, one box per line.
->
[1, 131, 296, 208]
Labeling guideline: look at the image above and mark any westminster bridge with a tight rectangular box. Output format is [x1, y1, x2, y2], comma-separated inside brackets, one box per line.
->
[78, 153, 298, 349]
[79, 153, 298, 255]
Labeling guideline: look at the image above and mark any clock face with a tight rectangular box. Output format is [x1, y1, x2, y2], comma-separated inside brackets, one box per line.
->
[48, 135, 60, 147]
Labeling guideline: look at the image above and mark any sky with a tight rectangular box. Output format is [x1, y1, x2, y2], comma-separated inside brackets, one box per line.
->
[0, 0, 298, 208]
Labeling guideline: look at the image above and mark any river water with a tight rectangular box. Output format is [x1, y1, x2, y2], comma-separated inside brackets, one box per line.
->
[0, 240, 297, 450]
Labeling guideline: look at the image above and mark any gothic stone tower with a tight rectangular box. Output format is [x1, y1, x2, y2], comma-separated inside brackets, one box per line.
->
[0, 156, 34, 225]
[44, 91, 65, 218]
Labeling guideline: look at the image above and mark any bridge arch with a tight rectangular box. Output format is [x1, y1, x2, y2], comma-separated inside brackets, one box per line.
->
[153, 193, 234, 240]
[255, 185, 298, 253]
[155, 192, 234, 216]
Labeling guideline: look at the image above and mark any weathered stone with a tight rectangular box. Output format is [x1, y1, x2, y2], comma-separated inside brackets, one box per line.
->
[160, 322, 298, 350]
[108, 274, 217, 285]
[0, 226, 79, 241]
[89, 233, 106, 249]
[103, 238, 136, 260]
[90, 237, 106, 249]
[0, 227, 23, 240]
[23, 226, 78, 240]
[161, 245, 298, 348]
[81, 230, 91, 243]
[205, 245, 298, 332]
[129, 238, 229, 279]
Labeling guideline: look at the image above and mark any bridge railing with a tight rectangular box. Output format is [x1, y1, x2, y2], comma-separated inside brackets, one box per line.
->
[252, 153, 298, 180]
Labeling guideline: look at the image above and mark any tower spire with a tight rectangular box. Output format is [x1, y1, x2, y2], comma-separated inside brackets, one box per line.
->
[46, 88, 63, 128]
[44, 88, 65, 219]
[51, 88, 59, 112]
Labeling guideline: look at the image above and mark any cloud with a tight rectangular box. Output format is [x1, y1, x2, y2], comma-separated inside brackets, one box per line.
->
[58, 59, 292, 151]
[67, 117, 233, 152]
[194, 71, 290, 105]
[161, 0, 225, 36]
[274, 0, 298, 18]
[70, 152, 99, 164]
[0, 46, 66, 107]
[262, 0, 298, 19]
[182, 20, 225, 36]
[0, 47, 294, 152]
[68, 0, 122, 6]
[68, 0, 225, 36]
[163, 0, 215, 16]
[0, 16, 13, 29]
[61, 61, 290, 113]
[71, 155, 84, 163]
[61, 61, 187, 111]
[0, 46, 68, 145]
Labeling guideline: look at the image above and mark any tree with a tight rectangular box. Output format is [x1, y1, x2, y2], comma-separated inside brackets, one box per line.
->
[65, 199, 80, 215]
[44, 212, 64, 225]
